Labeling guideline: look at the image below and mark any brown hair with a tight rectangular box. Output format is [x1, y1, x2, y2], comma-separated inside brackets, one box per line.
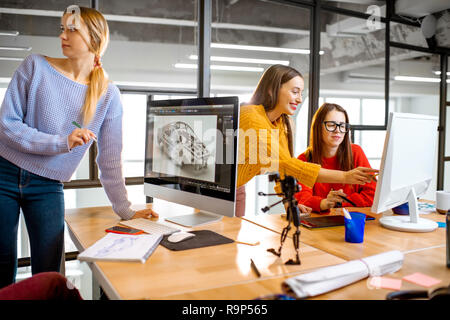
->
[305, 103, 354, 171]
[64, 7, 110, 125]
[249, 64, 303, 156]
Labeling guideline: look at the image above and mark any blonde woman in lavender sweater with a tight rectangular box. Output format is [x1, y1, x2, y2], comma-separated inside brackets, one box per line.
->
[0, 6, 157, 288]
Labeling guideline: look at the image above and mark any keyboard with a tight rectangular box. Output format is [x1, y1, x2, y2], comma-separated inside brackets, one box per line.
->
[120, 218, 180, 236]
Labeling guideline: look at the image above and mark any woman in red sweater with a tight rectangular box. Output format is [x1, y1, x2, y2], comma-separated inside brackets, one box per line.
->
[295, 103, 377, 212]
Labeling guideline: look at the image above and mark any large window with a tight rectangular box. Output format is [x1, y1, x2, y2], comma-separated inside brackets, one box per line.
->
[389, 50, 441, 199]
[319, 11, 387, 124]
[317, 8, 388, 203]
[98, 0, 197, 92]
[122, 94, 147, 177]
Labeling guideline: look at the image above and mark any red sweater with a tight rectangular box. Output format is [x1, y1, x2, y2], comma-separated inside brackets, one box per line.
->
[295, 144, 376, 212]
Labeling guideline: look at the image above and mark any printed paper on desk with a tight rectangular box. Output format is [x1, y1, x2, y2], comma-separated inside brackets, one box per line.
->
[282, 250, 404, 299]
[77, 233, 162, 263]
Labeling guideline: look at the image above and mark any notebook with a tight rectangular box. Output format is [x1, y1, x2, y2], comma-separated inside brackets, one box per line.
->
[77, 233, 162, 263]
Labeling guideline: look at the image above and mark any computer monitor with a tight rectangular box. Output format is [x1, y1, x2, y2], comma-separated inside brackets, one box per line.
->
[371, 112, 439, 232]
[144, 96, 239, 227]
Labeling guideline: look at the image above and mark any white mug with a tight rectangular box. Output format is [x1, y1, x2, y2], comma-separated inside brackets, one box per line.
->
[436, 190, 450, 214]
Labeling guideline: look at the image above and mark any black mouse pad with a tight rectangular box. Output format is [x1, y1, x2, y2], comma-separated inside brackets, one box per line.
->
[160, 230, 234, 251]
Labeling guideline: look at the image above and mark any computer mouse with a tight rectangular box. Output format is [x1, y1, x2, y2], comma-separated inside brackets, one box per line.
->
[167, 232, 195, 243]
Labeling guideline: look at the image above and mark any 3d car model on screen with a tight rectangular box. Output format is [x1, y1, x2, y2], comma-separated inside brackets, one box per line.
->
[157, 121, 211, 170]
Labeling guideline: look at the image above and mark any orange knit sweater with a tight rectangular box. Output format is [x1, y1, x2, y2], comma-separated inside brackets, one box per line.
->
[237, 104, 321, 188]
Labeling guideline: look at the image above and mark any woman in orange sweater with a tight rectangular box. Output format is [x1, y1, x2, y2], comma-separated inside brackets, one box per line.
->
[236, 65, 377, 216]
[295, 103, 377, 212]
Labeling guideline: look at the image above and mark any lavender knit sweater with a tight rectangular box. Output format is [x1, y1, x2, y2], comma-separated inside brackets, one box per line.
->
[0, 54, 134, 220]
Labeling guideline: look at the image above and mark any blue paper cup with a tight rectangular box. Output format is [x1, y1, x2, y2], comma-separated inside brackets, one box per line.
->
[392, 202, 409, 215]
[344, 212, 366, 243]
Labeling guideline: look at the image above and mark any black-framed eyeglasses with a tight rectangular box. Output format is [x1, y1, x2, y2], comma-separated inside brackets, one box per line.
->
[323, 121, 351, 133]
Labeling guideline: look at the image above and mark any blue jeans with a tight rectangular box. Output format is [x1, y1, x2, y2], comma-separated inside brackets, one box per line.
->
[0, 156, 65, 288]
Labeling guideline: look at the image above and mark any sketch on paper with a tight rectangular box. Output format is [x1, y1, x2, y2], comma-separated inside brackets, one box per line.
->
[94, 237, 138, 258]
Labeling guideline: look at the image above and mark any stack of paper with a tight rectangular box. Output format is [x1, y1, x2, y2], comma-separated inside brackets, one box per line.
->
[282, 250, 404, 298]
[78, 233, 162, 263]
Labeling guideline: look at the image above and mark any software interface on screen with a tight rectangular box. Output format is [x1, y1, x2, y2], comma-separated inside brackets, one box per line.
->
[145, 103, 236, 199]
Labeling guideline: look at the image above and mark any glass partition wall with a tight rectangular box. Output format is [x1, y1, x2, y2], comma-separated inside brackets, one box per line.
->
[319, 9, 387, 170]
[207, 1, 312, 216]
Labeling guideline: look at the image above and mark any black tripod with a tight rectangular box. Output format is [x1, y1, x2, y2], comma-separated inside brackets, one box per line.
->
[259, 173, 302, 265]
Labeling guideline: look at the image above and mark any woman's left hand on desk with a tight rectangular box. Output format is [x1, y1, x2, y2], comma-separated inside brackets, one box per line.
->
[298, 203, 312, 214]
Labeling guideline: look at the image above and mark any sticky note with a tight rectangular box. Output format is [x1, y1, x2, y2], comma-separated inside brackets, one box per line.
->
[403, 272, 442, 288]
[369, 276, 402, 290]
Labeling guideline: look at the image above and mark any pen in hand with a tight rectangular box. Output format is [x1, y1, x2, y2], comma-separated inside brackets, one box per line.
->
[72, 121, 97, 142]
[337, 194, 357, 207]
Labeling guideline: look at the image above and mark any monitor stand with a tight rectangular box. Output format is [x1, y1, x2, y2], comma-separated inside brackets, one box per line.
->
[379, 189, 438, 232]
[165, 211, 223, 228]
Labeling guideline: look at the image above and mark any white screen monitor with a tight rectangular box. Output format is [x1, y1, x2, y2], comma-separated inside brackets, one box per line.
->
[371, 112, 439, 232]
[144, 96, 239, 227]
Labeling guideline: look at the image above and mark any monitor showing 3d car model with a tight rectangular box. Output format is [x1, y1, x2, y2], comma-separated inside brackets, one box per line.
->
[371, 112, 439, 232]
[144, 96, 239, 227]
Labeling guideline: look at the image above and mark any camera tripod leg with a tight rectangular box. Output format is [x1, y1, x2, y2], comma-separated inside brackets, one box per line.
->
[267, 223, 291, 257]
[285, 227, 301, 265]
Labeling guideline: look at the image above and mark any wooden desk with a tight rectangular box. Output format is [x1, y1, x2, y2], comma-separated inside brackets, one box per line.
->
[167, 245, 449, 300]
[65, 205, 345, 300]
[243, 207, 447, 261]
